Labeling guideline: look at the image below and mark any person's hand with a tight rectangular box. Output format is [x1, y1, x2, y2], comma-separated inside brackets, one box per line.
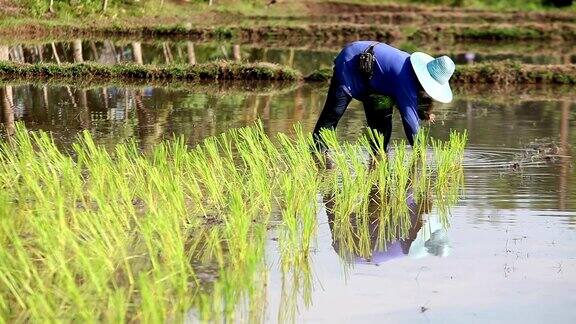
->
[427, 113, 436, 124]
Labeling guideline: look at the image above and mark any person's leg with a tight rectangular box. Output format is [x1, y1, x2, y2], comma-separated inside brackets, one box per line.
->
[313, 75, 352, 150]
[362, 95, 393, 153]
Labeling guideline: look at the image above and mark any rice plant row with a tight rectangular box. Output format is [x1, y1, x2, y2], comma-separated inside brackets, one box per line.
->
[0, 122, 466, 322]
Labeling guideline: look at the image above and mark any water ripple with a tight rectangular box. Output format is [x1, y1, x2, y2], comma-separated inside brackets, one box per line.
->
[462, 146, 548, 170]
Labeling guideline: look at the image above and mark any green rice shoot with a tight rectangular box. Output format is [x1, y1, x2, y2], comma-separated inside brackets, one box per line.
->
[0, 121, 467, 322]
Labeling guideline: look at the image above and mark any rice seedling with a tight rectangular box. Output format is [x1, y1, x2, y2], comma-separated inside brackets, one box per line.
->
[431, 130, 467, 220]
[0, 120, 467, 322]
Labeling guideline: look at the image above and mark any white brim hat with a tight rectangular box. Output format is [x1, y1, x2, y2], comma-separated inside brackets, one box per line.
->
[410, 52, 455, 104]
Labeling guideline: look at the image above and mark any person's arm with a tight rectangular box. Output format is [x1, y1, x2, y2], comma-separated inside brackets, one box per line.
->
[416, 93, 436, 122]
[396, 95, 420, 146]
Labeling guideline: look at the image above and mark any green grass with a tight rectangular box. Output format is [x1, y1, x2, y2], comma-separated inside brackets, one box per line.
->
[16, 22, 576, 40]
[12, 0, 575, 21]
[306, 61, 576, 84]
[0, 76, 301, 96]
[0, 61, 301, 81]
[1, 60, 573, 84]
[0, 121, 467, 322]
[453, 61, 576, 84]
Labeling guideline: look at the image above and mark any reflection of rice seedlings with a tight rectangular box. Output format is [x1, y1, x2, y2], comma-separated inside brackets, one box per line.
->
[0, 121, 466, 322]
[277, 256, 314, 324]
[320, 127, 466, 264]
[202, 226, 268, 322]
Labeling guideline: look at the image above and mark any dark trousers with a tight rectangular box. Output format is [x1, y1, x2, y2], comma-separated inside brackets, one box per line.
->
[313, 76, 393, 152]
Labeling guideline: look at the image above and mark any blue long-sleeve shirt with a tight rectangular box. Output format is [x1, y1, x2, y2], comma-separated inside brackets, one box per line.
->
[333, 41, 421, 140]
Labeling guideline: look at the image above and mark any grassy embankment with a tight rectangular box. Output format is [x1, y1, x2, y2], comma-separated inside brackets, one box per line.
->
[6, 0, 575, 22]
[2, 60, 573, 84]
[1, 0, 575, 43]
[306, 61, 576, 84]
[0, 60, 301, 81]
[0, 121, 466, 322]
[1, 22, 575, 44]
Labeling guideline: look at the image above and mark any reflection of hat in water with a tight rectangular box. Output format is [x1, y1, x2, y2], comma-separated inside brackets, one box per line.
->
[408, 214, 450, 258]
[410, 52, 455, 104]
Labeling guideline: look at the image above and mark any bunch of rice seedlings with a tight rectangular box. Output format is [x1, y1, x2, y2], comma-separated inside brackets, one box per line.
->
[276, 125, 320, 269]
[318, 127, 465, 262]
[0, 121, 467, 322]
[431, 130, 467, 220]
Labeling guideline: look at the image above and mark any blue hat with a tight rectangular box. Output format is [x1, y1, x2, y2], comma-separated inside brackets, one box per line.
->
[410, 52, 455, 103]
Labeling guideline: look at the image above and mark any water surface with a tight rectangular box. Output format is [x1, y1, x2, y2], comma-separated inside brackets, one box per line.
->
[1, 39, 574, 76]
[1, 81, 575, 322]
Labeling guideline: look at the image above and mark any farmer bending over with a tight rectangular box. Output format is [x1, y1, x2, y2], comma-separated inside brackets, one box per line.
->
[313, 41, 456, 152]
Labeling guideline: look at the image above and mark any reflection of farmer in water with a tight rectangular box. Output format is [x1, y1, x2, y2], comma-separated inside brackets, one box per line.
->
[324, 187, 450, 265]
[314, 41, 455, 152]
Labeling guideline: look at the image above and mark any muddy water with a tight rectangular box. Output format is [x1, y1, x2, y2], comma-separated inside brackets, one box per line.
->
[1, 39, 574, 75]
[1, 82, 575, 322]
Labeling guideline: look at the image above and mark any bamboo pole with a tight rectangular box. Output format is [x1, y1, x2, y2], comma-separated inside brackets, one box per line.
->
[233, 44, 241, 62]
[72, 39, 84, 63]
[187, 42, 196, 65]
[162, 43, 172, 64]
[123, 89, 129, 121]
[102, 88, 109, 112]
[42, 86, 49, 111]
[134, 90, 153, 151]
[0, 45, 9, 61]
[1, 86, 15, 136]
[17, 45, 25, 63]
[293, 86, 304, 121]
[89, 41, 99, 61]
[132, 42, 144, 64]
[287, 48, 295, 67]
[104, 40, 118, 63]
[36, 45, 44, 62]
[50, 42, 61, 64]
[78, 89, 90, 129]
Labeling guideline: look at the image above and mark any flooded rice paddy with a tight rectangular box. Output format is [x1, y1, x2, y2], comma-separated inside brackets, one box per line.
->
[1, 80, 575, 322]
[1, 38, 575, 76]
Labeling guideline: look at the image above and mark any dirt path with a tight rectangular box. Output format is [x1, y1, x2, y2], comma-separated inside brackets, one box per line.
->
[1, 22, 575, 46]
[0, 0, 22, 16]
[302, 1, 576, 24]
